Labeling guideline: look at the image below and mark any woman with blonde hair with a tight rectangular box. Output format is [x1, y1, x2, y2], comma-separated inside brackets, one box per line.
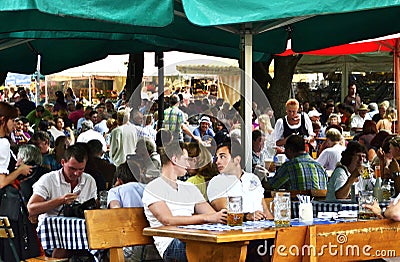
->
[375, 101, 392, 132]
[185, 141, 217, 200]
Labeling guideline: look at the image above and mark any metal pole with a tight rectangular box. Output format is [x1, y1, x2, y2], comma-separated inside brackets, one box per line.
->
[341, 59, 348, 103]
[156, 52, 164, 130]
[44, 75, 48, 104]
[394, 39, 400, 134]
[88, 75, 92, 106]
[244, 32, 253, 172]
[36, 55, 41, 104]
[240, 27, 253, 172]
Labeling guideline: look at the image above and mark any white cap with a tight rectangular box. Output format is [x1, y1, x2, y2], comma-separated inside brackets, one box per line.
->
[308, 109, 322, 118]
[199, 116, 211, 125]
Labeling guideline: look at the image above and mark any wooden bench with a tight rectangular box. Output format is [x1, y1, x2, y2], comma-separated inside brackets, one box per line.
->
[84, 207, 154, 262]
[0, 216, 66, 262]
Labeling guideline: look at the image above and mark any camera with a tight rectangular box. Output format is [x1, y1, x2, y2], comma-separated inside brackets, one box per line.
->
[63, 198, 97, 218]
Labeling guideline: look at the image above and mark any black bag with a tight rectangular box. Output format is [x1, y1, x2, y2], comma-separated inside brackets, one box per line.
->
[0, 186, 42, 261]
[62, 198, 97, 218]
[0, 185, 21, 221]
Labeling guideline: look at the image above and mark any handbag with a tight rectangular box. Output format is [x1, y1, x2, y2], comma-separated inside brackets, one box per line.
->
[62, 198, 97, 218]
[0, 185, 21, 221]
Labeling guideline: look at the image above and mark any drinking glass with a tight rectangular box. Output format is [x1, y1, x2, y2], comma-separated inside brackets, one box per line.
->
[227, 196, 244, 226]
[271, 192, 291, 227]
[99, 190, 108, 209]
[358, 191, 375, 220]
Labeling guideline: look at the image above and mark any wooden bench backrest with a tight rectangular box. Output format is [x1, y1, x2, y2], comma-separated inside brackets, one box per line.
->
[0, 216, 14, 238]
[84, 207, 153, 250]
[304, 219, 400, 261]
[271, 190, 312, 199]
[272, 225, 307, 261]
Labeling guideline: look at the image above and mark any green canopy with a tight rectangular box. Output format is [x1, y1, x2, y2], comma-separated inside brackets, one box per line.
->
[1, 0, 398, 171]
[1, 0, 399, 74]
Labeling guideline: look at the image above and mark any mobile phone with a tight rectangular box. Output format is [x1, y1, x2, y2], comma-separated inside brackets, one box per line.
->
[73, 187, 81, 195]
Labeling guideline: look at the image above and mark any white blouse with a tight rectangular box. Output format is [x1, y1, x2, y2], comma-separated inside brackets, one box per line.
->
[0, 138, 10, 174]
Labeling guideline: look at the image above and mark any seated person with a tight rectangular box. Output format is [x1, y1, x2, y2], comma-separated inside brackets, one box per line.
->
[316, 128, 346, 171]
[185, 141, 218, 200]
[251, 129, 269, 182]
[207, 138, 273, 220]
[85, 139, 116, 190]
[142, 141, 226, 261]
[191, 115, 215, 143]
[27, 144, 97, 259]
[29, 131, 58, 171]
[365, 194, 400, 221]
[108, 162, 144, 208]
[17, 144, 50, 205]
[135, 137, 161, 182]
[266, 135, 328, 191]
[107, 162, 161, 261]
[326, 141, 370, 202]
[207, 138, 273, 261]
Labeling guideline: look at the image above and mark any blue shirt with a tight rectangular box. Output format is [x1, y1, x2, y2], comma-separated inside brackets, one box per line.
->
[107, 182, 145, 207]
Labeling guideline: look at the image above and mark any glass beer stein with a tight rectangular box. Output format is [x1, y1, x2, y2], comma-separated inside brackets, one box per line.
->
[271, 192, 291, 227]
[227, 196, 244, 226]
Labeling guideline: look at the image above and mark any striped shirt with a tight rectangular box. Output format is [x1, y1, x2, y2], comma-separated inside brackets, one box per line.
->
[269, 153, 327, 190]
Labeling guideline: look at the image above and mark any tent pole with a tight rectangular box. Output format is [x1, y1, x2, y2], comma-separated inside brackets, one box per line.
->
[36, 55, 41, 105]
[341, 58, 348, 103]
[156, 52, 164, 130]
[240, 29, 253, 172]
[395, 39, 400, 134]
[44, 75, 48, 104]
[88, 75, 92, 105]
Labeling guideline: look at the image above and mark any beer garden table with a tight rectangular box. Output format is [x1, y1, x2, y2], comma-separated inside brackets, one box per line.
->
[144, 218, 400, 261]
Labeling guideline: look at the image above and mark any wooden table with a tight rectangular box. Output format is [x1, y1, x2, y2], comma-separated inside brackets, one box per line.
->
[144, 219, 400, 261]
[143, 225, 277, 262]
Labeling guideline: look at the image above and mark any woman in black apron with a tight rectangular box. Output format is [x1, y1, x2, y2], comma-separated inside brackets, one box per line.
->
[0, 102, 41, 261]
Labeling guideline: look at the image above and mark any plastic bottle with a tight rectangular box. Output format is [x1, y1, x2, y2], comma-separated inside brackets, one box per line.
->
[350, 184, 356, 203]
[373, 166, 383, 202]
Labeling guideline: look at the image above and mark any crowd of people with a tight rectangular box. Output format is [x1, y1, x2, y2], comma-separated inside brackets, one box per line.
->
[1, 82, 400, 261]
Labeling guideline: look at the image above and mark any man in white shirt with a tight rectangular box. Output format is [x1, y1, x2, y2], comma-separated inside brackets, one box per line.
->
[350, 104, 371, 134]
[317, 128, 346, 171]
[76, 120, 107, 152]
[28, 144, 97, 258]
[142, 141, 226, 261]
[207, 138, 273, 220]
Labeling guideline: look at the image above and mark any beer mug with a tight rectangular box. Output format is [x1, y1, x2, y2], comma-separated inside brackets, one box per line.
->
[227, 196, 244, 226]
[270, 192, 291, 227]
[358, 191, 375, 220]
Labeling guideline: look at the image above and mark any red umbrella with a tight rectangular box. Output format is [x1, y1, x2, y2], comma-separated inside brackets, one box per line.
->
[278, 34, 399, 56]
[279, 34, 400, 132]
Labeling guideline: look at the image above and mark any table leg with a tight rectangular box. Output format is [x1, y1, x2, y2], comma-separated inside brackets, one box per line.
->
[109, 247, 124, 262]
[185, 240, 249, 262]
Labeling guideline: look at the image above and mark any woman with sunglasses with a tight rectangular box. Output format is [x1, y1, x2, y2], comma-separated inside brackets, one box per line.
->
[0, 102, 40, 261]
[326, 141, 368, 201]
